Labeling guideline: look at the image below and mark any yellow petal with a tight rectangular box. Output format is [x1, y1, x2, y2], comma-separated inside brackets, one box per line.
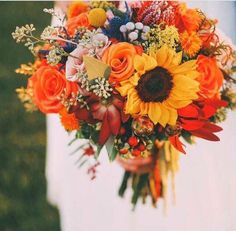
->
[129, 73, 140, 86]
[140, 102, 149, 115]
[169, 60, 197, 75]
[134, 55, 146, 75]
[173, 75, 199, 91]
[148, 103, 161, 124]
[143, 53, 157, 71]
[126, 91, 140, 114]
[158, 104, 169, 127]
[166, 98, 192, 109]
[172, 51, 182, 66]
[155, 45, 168, 66]
[168, 107, 178, 126]
[116, 82, 133, 96]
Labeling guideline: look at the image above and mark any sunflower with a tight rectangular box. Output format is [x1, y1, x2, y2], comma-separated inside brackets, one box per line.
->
[116, 45, 200, 127]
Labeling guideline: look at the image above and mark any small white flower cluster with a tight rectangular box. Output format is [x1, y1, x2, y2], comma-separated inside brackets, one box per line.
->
[120, 22, 150, 42]
[41, 26, 58, 40]
[12, 24, 35, 43]
[90, 77, 113, 99]
[77, 94, 89, 110]
[78, 72, 90, 91]
[46, 47, 62, 65]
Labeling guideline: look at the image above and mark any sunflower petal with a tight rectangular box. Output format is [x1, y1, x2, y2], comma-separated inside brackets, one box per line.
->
[134, 55, 146, 75]
[155, 45, 168, 66]
[158, 105, 169, 127]
[148, 103, 161, 124]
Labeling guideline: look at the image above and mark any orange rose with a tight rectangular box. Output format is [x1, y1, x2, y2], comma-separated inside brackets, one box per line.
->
[67, 2, 89, 19]
[28, 66, 78, 114]
[102, 42, 137, 84]
[197, 55, 224, 99]
[66, 13, 90, 36]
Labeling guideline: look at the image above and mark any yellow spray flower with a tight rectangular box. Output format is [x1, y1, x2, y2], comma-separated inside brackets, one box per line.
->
[116, 45, 200, 127]
[88, 8, 107, 28]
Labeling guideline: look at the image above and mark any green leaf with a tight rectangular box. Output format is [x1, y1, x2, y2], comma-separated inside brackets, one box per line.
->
[94, 145, 103, 160]
[105, 136, 118, 161]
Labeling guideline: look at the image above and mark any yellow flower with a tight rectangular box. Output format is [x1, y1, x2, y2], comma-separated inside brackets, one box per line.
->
[88, 8, 107, 28]
[116, 45, 200, 127]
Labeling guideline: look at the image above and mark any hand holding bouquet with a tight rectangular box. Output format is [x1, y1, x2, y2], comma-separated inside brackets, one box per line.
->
[13, 1, 236, 209]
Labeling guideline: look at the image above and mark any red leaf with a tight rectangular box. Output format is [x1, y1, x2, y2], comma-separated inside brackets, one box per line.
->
[181, 119, 205, 131]
[202, 105, 216, 119]
[201, 122, 223, 133]
[178, 105, 199, 118]
[206, 99, 228, 108]
[191, 129, 220, 141]
[98, 112, 111, 145]
[169, 135, 186, 154]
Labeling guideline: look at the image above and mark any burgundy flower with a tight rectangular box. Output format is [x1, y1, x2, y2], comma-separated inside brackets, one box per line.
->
[91, 95, 129, 145]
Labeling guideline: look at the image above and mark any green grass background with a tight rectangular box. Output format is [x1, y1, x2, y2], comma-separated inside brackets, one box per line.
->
[0, 2, 60, 230]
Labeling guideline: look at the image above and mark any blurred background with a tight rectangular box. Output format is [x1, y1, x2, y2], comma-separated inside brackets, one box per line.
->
[0, 2, 60, 230]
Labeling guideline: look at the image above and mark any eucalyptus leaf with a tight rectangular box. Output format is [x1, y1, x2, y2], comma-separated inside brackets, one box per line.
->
[105, 135, 118, 161]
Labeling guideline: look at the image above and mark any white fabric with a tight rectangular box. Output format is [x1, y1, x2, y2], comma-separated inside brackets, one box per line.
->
[46, 2, 236, 231]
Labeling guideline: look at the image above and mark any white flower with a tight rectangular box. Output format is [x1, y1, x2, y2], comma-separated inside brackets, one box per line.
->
[91, 33, 110, 58]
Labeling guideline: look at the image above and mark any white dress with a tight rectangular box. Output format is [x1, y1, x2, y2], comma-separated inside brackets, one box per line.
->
[46, 2, 236, 231]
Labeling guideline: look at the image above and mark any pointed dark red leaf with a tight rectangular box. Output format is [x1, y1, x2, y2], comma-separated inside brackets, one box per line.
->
[107, 105, 121, 136]
[202, 122, 223, 133]
[169, 135, 186, 154]
[98, 112, 111, 145]
[191, 129, 220, 141]
[206, 99, 228, 108]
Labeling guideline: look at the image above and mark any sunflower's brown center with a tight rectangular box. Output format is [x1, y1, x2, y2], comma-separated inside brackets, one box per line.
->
[136, 66, 173, 103]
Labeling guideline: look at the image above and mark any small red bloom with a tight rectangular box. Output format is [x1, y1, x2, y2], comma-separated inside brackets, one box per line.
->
[132, 149, 141, 157]
[128, 136, 139, 147]
[119, 148, 128, 155]
[137, 143, 146, 151]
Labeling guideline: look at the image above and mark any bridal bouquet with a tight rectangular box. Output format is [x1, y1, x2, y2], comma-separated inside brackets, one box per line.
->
[13, 1, 236, 208]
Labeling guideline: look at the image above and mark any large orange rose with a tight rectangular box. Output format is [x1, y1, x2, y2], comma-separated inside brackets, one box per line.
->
[102, 42, 137, 84]
[66, 13, 90, 36]
[197, 55, 224, 99]
[28, 66, 78, 114]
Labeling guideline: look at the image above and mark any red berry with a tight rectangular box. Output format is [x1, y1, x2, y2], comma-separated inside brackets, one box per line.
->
[119, 127, 126, 135]
[128, 136, 139, 147]
[132, 149, 141, 157]
[138, 143, 146, 151]
[119, 148, 128, 155]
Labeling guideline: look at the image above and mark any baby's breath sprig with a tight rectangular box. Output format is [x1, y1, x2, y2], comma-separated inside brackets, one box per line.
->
[77, 95, 90, 110]
[12, 24, 43, 54]
[43, 8, 66, 26]
[46, 46, 65, 65]
[58, 89, 78, 109]
[90, 77, 113, 99]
